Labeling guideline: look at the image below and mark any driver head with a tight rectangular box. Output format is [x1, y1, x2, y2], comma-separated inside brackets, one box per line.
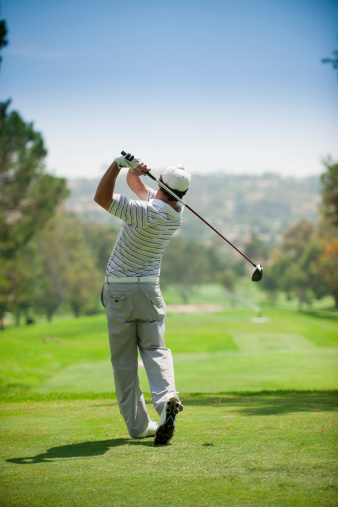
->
[251, 264, 263, 282]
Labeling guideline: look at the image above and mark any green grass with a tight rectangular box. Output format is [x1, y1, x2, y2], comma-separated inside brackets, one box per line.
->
[1, 392, 337, 506]
[1, 288, 337, 505]
[1, 305, 337, 394]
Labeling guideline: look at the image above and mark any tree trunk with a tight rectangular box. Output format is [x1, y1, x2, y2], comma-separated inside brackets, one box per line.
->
[180, 286, 189, 304]
[15, 310, 21, 326]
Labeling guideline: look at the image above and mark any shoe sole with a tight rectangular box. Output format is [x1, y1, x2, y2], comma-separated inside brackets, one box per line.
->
[154, 398, 180, 446]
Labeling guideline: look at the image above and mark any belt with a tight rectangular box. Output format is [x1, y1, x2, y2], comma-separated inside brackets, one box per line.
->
[104, 275, 160, 284]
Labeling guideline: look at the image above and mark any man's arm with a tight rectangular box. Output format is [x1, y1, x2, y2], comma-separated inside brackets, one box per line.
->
[94, 153, 151, 210]
[127, 164, 152, 201]
[94, 161, 120, 211]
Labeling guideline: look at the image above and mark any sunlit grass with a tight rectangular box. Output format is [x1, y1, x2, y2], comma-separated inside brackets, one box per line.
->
[1, 300, 337, 394]
[1, 392, 337, 506]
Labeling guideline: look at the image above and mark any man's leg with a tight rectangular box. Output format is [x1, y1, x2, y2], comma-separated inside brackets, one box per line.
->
[136, 286, 179, 416]
[104, 284, 149, 438]
[138, 329, 178, 416]
[136, 286, 183, 445]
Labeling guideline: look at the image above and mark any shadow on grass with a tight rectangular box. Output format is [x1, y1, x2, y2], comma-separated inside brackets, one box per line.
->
[302, 308, 338, 321]
[7, 438, 153, 465]
[181, 390, 338, 416]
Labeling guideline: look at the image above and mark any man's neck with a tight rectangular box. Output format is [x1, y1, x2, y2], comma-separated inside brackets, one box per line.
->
[155, 189, 180, 212]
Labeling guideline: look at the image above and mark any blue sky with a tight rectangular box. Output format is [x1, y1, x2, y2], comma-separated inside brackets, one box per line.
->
[1, 0, 338, 179]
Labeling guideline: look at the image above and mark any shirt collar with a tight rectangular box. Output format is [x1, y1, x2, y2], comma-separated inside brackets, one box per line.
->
[150, 198, 183, 217]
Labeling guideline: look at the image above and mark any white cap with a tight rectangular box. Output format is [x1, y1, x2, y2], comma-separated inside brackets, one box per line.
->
[161, 165, 191, 192]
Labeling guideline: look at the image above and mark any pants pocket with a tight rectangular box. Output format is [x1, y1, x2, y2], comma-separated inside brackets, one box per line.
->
[100, 285, 105, 309]
[146, 293, 166, 316]
[108, 295, 128, 303]
[106, 288, 129, 317]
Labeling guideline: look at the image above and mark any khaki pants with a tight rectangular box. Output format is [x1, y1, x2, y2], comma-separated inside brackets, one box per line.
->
[102, 281, 178, 438]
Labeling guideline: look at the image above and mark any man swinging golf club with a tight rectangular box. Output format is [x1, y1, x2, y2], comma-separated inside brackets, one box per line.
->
[94, 151, 189, 445]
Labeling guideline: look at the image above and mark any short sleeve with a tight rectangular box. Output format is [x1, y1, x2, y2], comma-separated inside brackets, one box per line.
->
[147, 188, 157, 201]
[109, 194, 148, 226]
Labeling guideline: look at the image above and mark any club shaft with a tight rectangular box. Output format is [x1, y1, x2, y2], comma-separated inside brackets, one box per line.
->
[146, 171, 256, 267]
[185, 204, 256, 267]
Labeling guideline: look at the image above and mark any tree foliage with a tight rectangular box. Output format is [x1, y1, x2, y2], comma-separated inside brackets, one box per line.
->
[0, 101, 69, 258]
[244, 233, 268, 263]
[317, 236, 338, 308]
[0, 210, 114, 326]
[276, 219, 317, 310]
[320, 160, 338, 226]
[0, 18, 8, 67]
[322, 38, 338, 79]
[59, 213, 102, 317]
[161, 238, 225, 303]
[0, 103, 69, 326]
[265, 160, 338, 310]
[265, 218, 337, 310]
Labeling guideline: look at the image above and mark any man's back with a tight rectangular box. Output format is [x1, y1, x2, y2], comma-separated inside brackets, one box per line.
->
[106, 188, 183, 278]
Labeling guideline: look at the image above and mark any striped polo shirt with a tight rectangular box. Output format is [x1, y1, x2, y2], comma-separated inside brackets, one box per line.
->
[106, 188, 183, 277]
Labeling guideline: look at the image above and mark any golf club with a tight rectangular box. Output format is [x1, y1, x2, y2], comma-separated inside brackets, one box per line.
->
[121, 152, 263, 282]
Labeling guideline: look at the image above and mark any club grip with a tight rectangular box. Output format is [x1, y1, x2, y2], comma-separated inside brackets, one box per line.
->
[121, 151, 156, 180]
[145, 172, 156, 181]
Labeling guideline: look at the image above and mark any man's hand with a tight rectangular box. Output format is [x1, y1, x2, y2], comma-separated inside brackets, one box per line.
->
[129, 161, 151, 175]
[127, 157, 152, 200]
[114, 152, 139, 170]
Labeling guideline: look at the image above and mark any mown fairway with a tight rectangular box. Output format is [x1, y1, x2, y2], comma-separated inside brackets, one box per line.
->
[1, 392, 337, 506]
[1, 306, 337, 394]
[0, 300, 337, 505]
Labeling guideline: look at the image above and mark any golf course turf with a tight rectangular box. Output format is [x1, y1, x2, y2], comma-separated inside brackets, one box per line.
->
[1, 391, 337, 506]
[0, 303, 337, 505]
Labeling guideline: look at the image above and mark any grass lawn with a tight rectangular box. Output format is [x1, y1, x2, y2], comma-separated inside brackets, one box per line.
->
[1, 304, 337, 394]
[1, 290, 337, 505]
[1, 391, 337, 506]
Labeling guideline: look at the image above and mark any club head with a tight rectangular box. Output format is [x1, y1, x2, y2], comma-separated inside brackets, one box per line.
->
[251, 264, 263, 282]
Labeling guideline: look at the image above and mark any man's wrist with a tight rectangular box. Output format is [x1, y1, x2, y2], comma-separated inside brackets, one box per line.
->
[128, 167, 141, 176]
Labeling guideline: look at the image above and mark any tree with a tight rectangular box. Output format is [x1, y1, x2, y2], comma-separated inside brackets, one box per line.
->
[0, 241, 41, 327]
[266, 218, 337, 310]
[261, 163, 338, 310]
[0, 101, 69, 258]
[0, 25, 69, 325]
[31, 210, 103, 319]
[268, 219, 318, 311]
[283, 218, 314, 258]
[317, 236, 338, 308]
[31, 210, 68, 321]
[161, 239, 223, 303]
[217, 269, 236, 292]
[2, 211, 113, 323]
[0, 18, 8, 67]
[0, 102, 69, 324]
[322, 38, 338, 79]
[81, 221, 118, 273]
[244, 233, 268, 264]
[60, 214, 102, 317]
[320, 159, 338, 226]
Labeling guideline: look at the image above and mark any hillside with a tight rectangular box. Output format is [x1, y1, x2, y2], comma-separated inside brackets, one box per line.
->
[65, 171, 321, 247]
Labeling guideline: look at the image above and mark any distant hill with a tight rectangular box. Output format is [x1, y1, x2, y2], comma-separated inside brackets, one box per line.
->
[65, 171, 321, 248]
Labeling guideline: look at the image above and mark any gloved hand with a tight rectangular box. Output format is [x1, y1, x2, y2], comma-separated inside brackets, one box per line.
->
[114, 151, 139, 170]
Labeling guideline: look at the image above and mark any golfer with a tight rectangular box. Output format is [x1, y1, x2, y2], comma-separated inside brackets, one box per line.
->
[94, 152, 191, 445]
